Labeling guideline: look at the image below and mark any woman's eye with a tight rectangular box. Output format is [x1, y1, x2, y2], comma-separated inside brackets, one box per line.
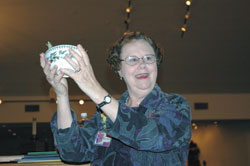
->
[145, 56, 152, 61]
[128, 57, 138, 62]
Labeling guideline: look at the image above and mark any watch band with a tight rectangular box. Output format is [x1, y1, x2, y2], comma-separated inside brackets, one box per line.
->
[96, 94, 112, 110]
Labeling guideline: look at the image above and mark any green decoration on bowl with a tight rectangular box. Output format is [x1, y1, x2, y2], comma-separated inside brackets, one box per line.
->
[46, 41, 53, 49]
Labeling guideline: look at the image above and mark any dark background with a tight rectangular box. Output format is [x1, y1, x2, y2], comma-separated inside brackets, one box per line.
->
[0, 0, 249, 97]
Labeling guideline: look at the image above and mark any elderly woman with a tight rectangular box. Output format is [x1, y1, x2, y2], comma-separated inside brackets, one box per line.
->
[40, 32, 191, 166]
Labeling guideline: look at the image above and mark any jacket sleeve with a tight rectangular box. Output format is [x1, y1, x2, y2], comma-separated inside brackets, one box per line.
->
[106, 94, 191, 155]
[50, 110, 99, 163]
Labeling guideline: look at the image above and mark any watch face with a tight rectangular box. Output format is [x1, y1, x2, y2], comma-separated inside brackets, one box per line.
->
[104, 96, 111, 103]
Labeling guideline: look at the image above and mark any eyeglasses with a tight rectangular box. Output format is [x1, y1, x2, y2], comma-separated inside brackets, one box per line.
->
[120, 55, 156, 66]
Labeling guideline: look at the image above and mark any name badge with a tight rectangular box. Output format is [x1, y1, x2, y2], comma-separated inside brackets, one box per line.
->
[94, 131, 112, 147]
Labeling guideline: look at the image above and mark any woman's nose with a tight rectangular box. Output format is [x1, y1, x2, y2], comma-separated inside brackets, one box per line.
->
[139, 58, 146, 68]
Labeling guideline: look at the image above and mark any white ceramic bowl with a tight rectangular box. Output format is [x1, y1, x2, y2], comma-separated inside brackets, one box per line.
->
[45, 45, 81, 78]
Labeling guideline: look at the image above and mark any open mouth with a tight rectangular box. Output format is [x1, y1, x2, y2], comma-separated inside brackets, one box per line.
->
[135, 73, 149, 79]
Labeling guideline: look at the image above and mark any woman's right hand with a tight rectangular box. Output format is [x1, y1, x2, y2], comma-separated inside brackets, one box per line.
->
[40, 53, 69, 97]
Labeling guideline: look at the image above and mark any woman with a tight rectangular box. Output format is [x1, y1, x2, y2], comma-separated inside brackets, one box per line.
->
[40, 32, 191, 166]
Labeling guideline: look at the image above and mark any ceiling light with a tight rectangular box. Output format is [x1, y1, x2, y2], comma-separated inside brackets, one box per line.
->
[126, 7, 131, 13]
[79, 100, 84, 105]
[186, 0, 191, 6]
[181, 25, 187, 32]
[185, 12, 190, 19]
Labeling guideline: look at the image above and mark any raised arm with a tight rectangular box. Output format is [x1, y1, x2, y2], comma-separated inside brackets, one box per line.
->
[60, 44, 119, 123]
[40, 53, 72, 129]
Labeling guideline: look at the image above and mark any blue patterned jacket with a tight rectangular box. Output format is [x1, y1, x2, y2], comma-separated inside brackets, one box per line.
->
[50, 84, 192, 166]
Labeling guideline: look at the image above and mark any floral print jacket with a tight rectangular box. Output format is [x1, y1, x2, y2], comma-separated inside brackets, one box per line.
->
[50, 84, 192, 166]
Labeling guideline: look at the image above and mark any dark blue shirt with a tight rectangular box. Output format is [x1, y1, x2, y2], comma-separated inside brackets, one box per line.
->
[50, 84, 192, 166]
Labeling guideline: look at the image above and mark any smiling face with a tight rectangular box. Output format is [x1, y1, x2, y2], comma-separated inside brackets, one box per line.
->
[118, 39, 158, 96]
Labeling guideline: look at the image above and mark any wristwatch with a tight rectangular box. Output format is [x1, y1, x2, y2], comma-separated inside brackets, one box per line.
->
[96, 94, 112, 110]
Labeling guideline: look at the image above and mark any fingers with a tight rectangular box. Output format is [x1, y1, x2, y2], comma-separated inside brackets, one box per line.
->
[40, 53, 68, 96]
[77, 44, 90, 65]
[69, 47, 83, 66]
[46, 65, 58, 82]
[51, 65, 58, 76]
[54, 69, 64, 84]
[43, 60, 51, 75]
[64, 55, 79, 71]
[68, 44, 89, 67]
[40, 53, 46, 68]
[67, 48, 83, 72]
[40, 52, 52, 75]
[60, 68, 74, 78]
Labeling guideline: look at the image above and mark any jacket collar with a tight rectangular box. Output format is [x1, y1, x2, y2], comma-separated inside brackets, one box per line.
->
[119, 84, 163, 108]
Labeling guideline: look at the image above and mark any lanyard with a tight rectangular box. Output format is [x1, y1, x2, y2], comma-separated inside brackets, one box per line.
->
[101, 113, 107, 131]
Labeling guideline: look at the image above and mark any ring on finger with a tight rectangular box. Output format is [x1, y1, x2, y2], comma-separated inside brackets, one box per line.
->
[75, 68, 81, 72]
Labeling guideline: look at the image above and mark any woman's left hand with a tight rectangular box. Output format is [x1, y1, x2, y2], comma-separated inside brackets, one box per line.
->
[61, 44, 103, 98]
[62, 44, 119, 122]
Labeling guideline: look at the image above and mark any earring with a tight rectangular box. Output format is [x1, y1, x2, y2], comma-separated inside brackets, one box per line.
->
[120, 77, 123, 80]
